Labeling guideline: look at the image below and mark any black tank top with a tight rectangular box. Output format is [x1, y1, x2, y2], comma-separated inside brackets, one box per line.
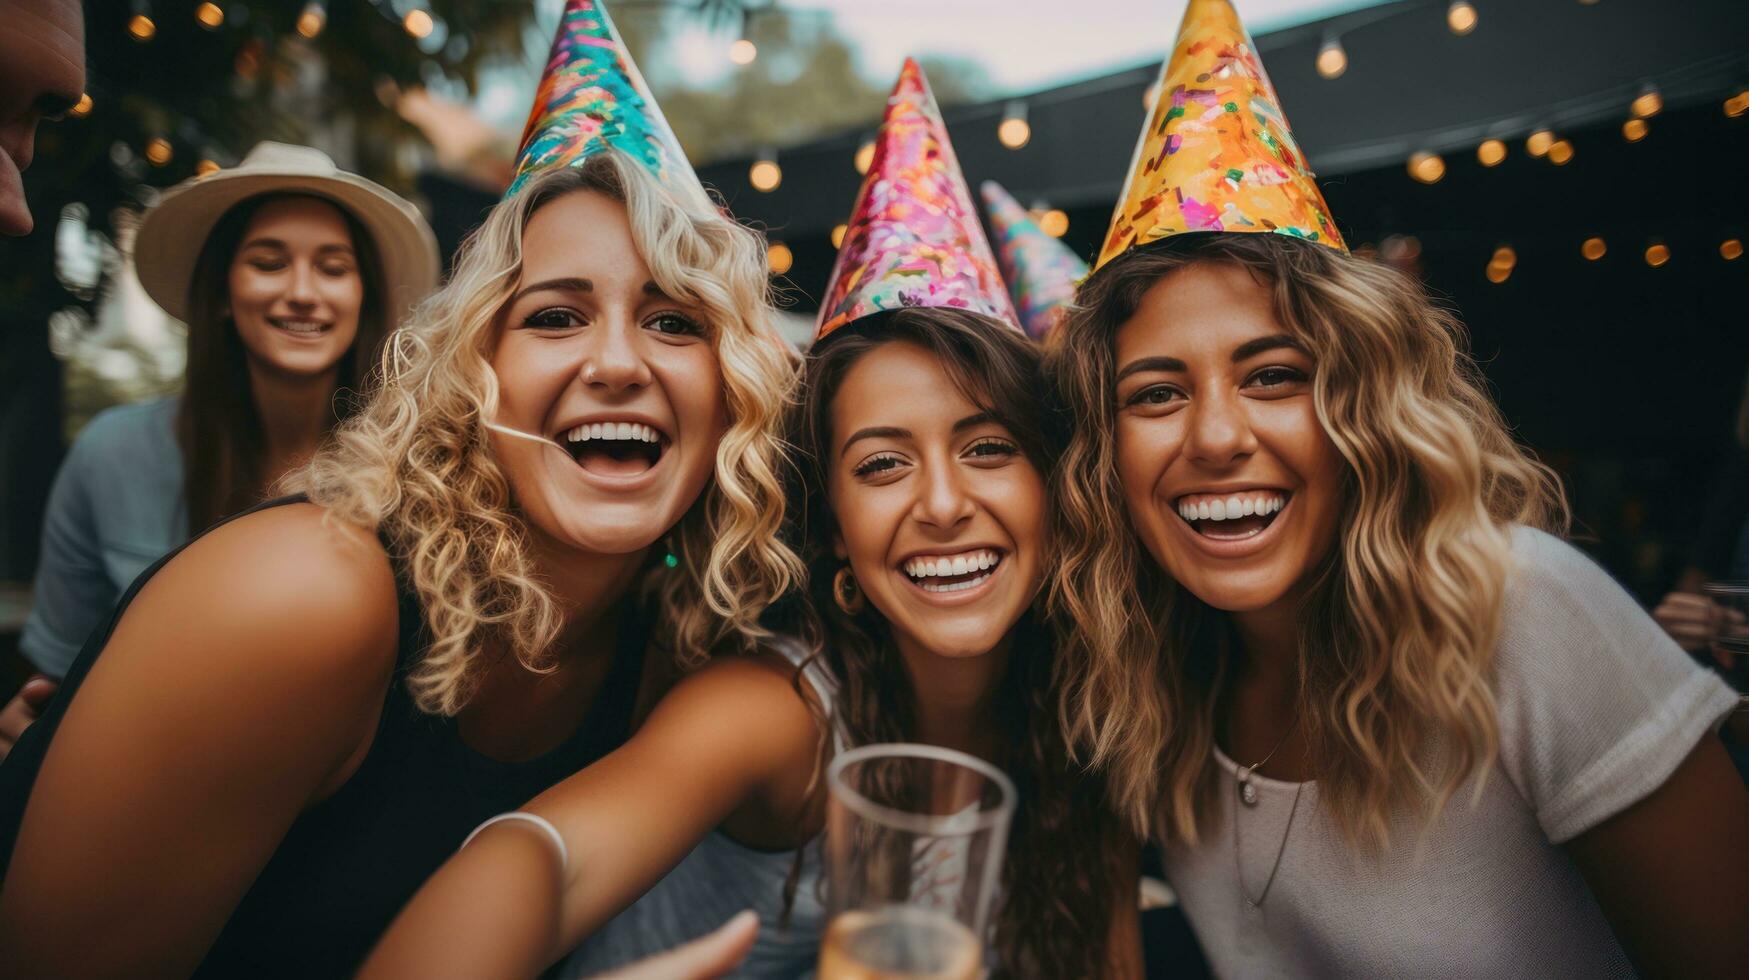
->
[0, 496, 647, 977]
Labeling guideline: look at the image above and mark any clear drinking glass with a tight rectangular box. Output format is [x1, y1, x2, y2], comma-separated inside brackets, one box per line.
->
[1703, 581, 1749, 687]
[817, 743, 1017, 980]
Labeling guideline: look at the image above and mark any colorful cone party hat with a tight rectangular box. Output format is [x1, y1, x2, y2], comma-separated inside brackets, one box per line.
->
[980, 181, 1089, 340]
[1095, 0, 1344, 271]
[507, 0, 695, 198]
[816, 59, 1019, 341]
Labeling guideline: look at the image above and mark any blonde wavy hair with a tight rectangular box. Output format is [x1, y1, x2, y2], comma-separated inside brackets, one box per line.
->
[1045, 233, 1567, 849]
[289, 152, 803, 716]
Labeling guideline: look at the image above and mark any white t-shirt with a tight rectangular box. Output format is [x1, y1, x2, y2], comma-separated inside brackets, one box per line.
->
[1163, 527, 1741, 979]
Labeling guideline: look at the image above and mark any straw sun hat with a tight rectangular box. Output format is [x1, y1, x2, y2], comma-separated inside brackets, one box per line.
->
[134, 141, 440, 324]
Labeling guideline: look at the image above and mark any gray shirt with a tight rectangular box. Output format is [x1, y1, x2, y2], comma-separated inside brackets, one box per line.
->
[1163, 527, 1740, 979]
[21, 398, 187, 677]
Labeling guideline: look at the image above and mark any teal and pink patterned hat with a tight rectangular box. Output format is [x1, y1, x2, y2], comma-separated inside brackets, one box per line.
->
[507, 0, 695, 198]
[816, 60, 1019, 341]
[979, 181, 1089, 340]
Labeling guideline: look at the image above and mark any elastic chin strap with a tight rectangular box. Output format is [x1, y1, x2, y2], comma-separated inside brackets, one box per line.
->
[485, 421, 568, 456]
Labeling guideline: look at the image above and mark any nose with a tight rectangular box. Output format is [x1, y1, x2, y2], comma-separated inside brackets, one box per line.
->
[910, 456, 976, 533]
[577, 317, 654, 394]
[1184, 388, 1258, 468]
[285, 260, 319, 310]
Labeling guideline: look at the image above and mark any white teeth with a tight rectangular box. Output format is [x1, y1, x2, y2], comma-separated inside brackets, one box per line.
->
[902, 549, 1002, 579]
[563, 422, 663, 444]
[1177, 493, 1288, 522]
[919, 573, 991, 593]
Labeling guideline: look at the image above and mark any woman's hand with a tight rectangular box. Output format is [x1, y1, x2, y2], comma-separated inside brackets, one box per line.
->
[1651, 591, 1720, 656]
[0, 675, 57, 761]
[592, 911, 758, 980]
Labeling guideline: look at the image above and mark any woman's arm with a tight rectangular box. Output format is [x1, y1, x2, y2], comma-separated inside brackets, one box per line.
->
[0, 504, 400, 977]
[18, 422, 118, 680]
[1565, 730, 1749, 978]
[360, 654, 823, 979]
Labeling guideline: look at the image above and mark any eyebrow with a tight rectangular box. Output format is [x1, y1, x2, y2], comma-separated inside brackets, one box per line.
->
[1113, 334, 1309, 383]
[840, 413, 998, 456]
[1114, 356, 1188, 383]
[239, 239, 356, 255]
[510, 277, 592, 305]
[1231, 334, 1308, 362]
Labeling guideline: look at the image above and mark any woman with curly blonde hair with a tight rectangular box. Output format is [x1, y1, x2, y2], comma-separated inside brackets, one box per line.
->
[1046, 2, 1748, 976]
[0, 14, 801, 970]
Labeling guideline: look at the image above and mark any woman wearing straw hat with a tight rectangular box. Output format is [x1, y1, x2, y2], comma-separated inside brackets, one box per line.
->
[0, 2, 799, 976]
[0, 142, 439, 760]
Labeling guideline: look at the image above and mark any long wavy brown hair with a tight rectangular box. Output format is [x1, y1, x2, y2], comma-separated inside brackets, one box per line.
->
[180, 193, 389, 532]
[1046, 233, 1567, 850]
[292, 153, 803, 715]
[783, 308, 1126, 977]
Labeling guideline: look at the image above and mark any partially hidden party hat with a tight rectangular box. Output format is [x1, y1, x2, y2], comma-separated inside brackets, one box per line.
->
[507, 0, 695, 198]
[980, 181, 1089, 340]
[1095, 0, 1344, 271]
[816, 59, 1019, 342]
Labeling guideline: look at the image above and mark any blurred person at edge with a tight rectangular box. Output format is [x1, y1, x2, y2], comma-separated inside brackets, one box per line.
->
[0, 0, 83, 237]
[0, 143, 438, 762]
[0, 146, 800, 977]
[1651, 364, 1749, 769]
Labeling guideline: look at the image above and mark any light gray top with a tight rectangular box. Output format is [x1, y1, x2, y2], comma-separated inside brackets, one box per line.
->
[22, 398, 187, 677]
[559, 642, 841, 978]
[1164, 526, 1740, 979]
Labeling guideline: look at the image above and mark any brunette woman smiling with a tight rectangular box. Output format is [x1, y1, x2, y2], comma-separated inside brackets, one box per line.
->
[0, 11, 799, 975]
[1, 142, 437, 760]
[1049, 3, 1748, 977]
[360, 61, 1138, 980]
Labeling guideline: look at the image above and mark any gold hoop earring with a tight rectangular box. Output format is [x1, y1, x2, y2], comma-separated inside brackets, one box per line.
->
[833, 566, 864, 616]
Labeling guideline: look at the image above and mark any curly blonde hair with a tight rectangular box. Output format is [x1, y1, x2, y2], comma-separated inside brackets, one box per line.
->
[1046, 234, 1567, 849]
[289, 152, 803, 716]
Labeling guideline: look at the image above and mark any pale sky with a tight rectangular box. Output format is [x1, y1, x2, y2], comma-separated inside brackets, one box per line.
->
[474, 0, 1395, 128]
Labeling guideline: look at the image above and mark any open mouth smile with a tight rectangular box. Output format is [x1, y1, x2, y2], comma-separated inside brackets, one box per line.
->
[900, 547, 1004, 596]
[266, 316, 334, 336]
[560, 420, 669, 480]
[1175, 490, 1290, 541]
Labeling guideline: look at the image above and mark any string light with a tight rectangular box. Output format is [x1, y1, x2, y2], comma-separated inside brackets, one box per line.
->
[195, 3, 224, 29]
[1446, 2, 1478, 36]
[1476, 139, 1506, 167]
[404, 10, 434, 39]
[69, 93, 93, 118]
[831, 224, 846, 248]
[128, 13, 156, 41]
[1723, 239, 1744, 261]
[1486, 245, 1516, 284]
[1315, 36, 1348, 79]
[853, 138, 875, 175]
[1547, 139, 1575, 165]
[196, 159, 221, 177]
[1630, 86, 1663, 119]
[1622, 118, 1648, 141]
[998, 102, 1031, 150]
[297, 3, 326, 39]
[145, 138, 173, 166]
[1039, 209, 1069, 238]
[749, 149, 781, 192]
[1407, 151, 1445, 184]
[766, 242, 793, 275]
[729, 39, 757, 65]
[1644, 243, 1670, 267]
[1725, 89, 1749, 118]
[1582, 237, 1607, 261]
[1525, 129, 1555, 157]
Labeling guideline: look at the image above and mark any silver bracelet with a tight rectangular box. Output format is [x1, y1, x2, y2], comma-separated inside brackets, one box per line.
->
[461, 811, 568, 874]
